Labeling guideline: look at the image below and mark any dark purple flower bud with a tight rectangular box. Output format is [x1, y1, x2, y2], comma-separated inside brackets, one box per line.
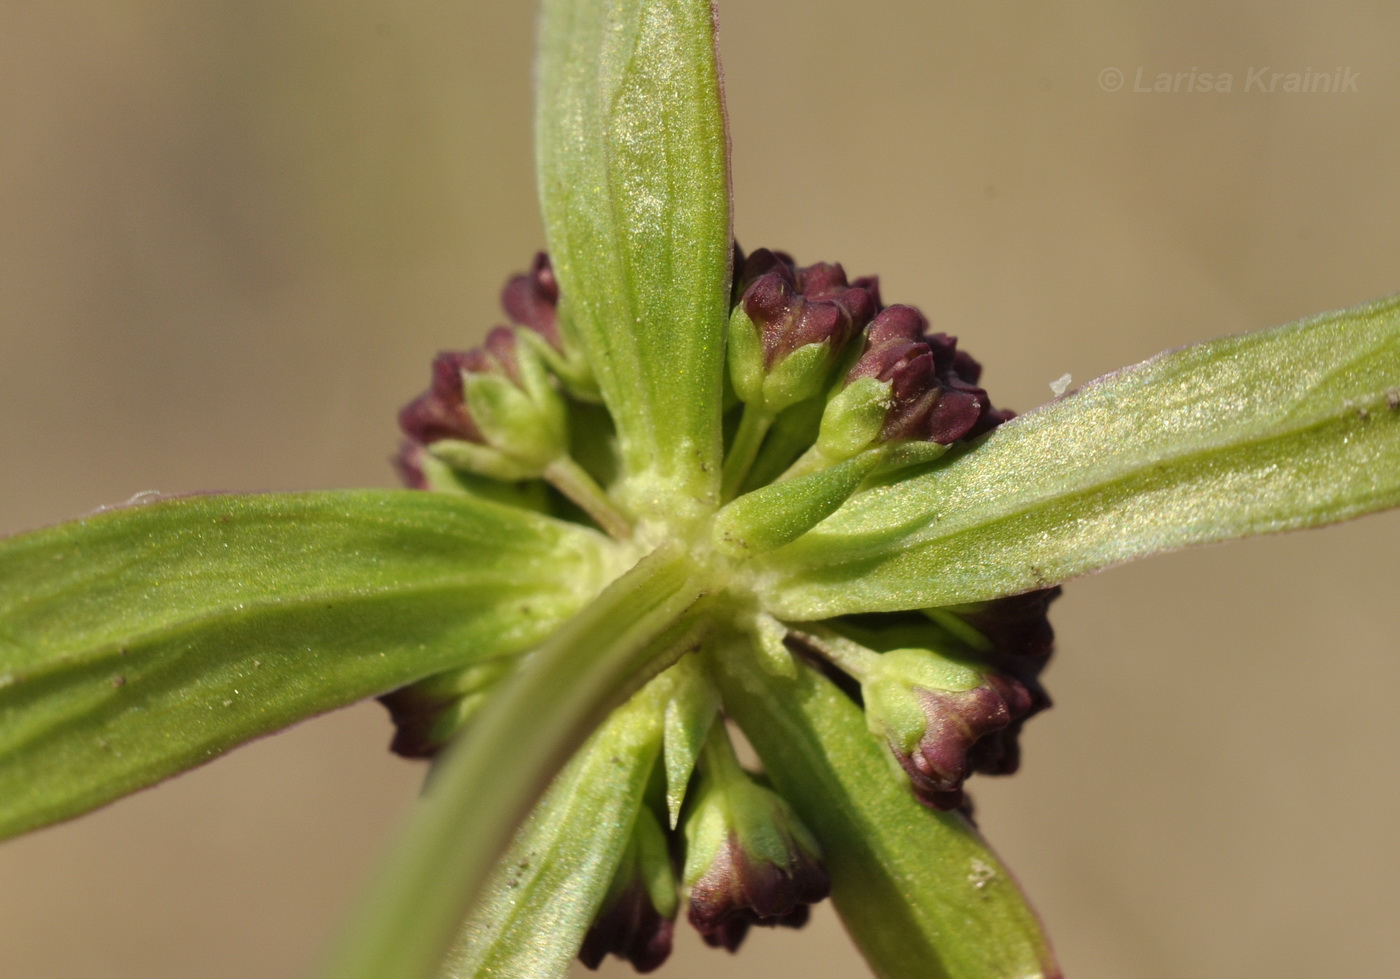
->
[862, 647, 1036, 811]
[579, 806, 677, 973]
[578, 880, 675, 972]
[693, 902, 812, 953]
[925, 378, 986, 444]
[376, 660, 513, 758]
[830, 310, 1016, 448]
[902, 675, 1034, 809]
[728, 249, 878, 413]
[397, 351, 482, 446]
[397, 322, 567, 479]
[500, 252, 562, 350]
[927, 587, 1062, 776]
[463, 325, 526, 386]
[842, 305, 948, 442]
[734, 246, 793, 291]
[391, 441, 430, 490]
[681, 768, 829, 953]
[850, 273, 883, 309]
[926, 331, 1019, 442]
[740, 265, 799, 360]
[795, 261, 847, 300]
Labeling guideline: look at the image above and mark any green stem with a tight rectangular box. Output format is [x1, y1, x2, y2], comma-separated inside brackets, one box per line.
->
[543, 455, 633, 540]
[721, 405, 774, 501]
[742, 398, 823, 491]
[787, 624, 880, 680]
[698, 713, 746, 785]
[315, 542, 708, 979]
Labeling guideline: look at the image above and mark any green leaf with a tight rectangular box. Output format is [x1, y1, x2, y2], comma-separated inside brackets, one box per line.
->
[315, 543, 709, 979]
[757, 293, 1400, 617]
[443, 685, 665, 979]
[713, 646, 1059, 979]
[0, 490, 610, 839]
[536, 0, 731, 518]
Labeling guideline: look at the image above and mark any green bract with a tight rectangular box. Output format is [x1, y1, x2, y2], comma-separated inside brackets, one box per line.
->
[2, 2, 1398, 978]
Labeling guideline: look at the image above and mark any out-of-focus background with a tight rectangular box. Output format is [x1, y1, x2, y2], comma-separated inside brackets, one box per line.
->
[2, 2, 1398, 977]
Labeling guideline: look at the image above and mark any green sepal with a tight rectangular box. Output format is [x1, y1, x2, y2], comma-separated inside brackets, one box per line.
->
[712, 647, 1059, 979]
[760, 293, 1400, 618]
[814, 374, 893, 461]
[536, 0, 731, 520]
[729, 299, 841, 415]
[680, 745, 823, 893]
[442, 681, 667, 979]
[631, 803, 680, 920]
[429, 439, 540, 483]
[863, 648, 988, 754]
[517, 314, 602, 404]
[0, 490, 609, 839]
[763, 340, 837, 412]
[461, 340, 568, 474]
[411, 450, 551, 512]
[727, 305, 767, 405]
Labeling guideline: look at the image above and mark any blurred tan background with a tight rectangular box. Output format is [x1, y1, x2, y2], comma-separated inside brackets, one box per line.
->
[2, 2, 1398, 977]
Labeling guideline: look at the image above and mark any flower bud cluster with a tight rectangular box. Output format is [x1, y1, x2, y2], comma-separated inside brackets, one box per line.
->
[680, 748, 830, 952]
[396, 253, 585, 486]
[722, 245, 1019, 487]
[810, 304, 1016, 473]
[788, 585, 1059, 813]
[576, 725, 831, 973]
[384, 248, 1059, 973]
[925, 588, 1061, 777]
[861, 647, 1036, 811]
[844, 306, 1011, 445]
[579, 806, 678, 973]
[727, 249, 878, 414]
[397, 321, 568, 482]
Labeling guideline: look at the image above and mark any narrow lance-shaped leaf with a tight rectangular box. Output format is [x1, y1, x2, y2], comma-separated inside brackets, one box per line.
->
[758, 294, 1400, 618]
[712, 646, 1059, 979]
[536, 0, 731, 518]
[443, 681, 666, 979]
[0, 490, 611, 839]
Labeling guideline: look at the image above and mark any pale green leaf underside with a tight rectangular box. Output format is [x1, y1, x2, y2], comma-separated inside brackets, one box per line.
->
[537, 0, 731, 509]
[443, 687, 663, 979]
[0, 490, 608, 839]
[759, 293, 1400, 617]
[715, 649, 1058, 979]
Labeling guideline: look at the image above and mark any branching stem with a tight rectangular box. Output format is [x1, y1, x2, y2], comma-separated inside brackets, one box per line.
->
[543, 455, 632, 540]
[786, 624, 880, 681]
[721, 405, 774, 501]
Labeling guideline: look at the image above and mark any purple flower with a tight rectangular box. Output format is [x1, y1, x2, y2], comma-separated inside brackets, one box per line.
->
[681, 764, 830, 952]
